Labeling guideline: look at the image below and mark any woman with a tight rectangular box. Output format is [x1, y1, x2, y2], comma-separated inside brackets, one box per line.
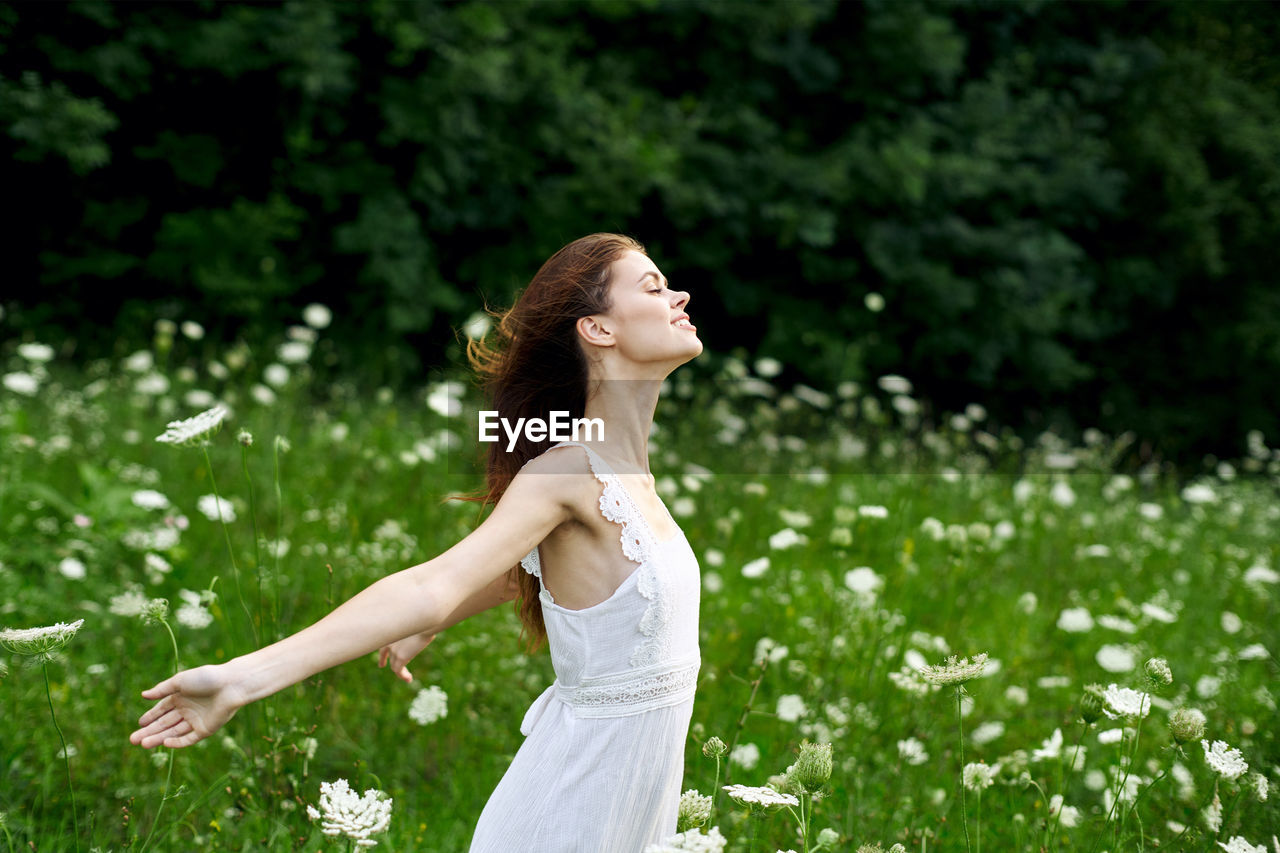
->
[130, 233, 705, 851]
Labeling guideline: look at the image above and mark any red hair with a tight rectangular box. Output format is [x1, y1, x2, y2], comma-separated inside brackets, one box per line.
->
[449, 233, 646, 650]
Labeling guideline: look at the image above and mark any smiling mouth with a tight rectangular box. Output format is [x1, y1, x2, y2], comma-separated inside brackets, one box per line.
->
[673, 319, 696, 330]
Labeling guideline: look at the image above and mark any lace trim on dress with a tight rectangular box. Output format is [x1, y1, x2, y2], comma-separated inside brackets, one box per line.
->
[556, 657, 700, 718]
[550, 441, 673, 668]
[519, 547, 553, 603]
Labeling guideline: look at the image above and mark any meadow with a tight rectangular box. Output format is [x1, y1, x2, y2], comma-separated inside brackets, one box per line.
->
[1, 312, 1276, 852]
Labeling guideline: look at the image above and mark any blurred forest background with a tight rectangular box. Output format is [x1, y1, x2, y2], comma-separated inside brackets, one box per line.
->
[2, 0, 1279, 469]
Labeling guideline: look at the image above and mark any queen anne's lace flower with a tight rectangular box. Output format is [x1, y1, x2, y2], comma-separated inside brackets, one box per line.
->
[1216, 837, 1266, 853]
[155, 405, 227, 447]
[1202, 740, 1249, 781]
[919, 653, 988, 686]
[676, 789, 712, 831]
[643, 826, 727, 853]
[305, 778, 392, 847]
[408, 685, 448, 725]
[1102, 684, 1152, 719]
[962, 762, 999, 791]
[0, 619, 84, 659]
[722, 784, 799, 808]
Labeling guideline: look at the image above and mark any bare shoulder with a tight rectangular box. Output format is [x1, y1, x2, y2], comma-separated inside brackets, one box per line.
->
[515, 444, 605, 528]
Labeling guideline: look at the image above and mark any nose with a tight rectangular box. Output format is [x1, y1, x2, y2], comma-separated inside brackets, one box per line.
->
[673, 289, 690, 310]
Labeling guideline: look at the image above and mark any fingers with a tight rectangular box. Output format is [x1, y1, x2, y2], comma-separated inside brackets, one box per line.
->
[397, 666, 412, 683]
[131, 708, 187, 747]
[140, 675, 178, 700]
[165, 728, 205, 749]
[136, 695, 174, 727]
[378, 648, 388, 668]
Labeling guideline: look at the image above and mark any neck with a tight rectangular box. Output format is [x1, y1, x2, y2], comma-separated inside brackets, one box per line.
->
[580, 378, 663, 478]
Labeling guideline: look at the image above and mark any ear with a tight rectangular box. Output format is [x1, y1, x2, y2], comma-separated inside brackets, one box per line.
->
[575, 314, 615, 348]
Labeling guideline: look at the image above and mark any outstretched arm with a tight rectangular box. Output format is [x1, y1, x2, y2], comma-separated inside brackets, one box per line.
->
[377, 570, 519, 682]
[130, 460, 578, 749]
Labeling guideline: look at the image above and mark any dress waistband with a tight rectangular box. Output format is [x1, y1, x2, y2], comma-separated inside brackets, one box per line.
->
[521, 656, 700, 735]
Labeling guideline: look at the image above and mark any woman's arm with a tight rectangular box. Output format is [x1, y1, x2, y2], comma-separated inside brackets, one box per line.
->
[378, 570, 518, 682]
[130, 458, 581, 749]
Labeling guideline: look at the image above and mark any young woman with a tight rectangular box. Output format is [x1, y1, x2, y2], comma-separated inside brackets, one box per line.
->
[129, 233, 705, 851]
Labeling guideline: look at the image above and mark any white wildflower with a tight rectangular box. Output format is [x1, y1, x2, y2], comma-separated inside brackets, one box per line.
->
[1050, 480, 1076, 507]
[1096, 614, 1137, 633]
[897, 737, 928, 765]
[109, 587, 150, 618]
[644, 826, 727, 853]
[729, 743, 760, 770]
[877, 375, 912, 395]
[1098, 728, 1125, 745]
[263, 363, 290, 388]
[754, 638, 788, 664]
[196, 494, 236, 523]
[1095, 644, 1136, 673]
[278, 341, 312, 364]
[1140, 601, 1177, 623]
[131, 490, 171, 511]
[0, 619, 84, 659]
[175, 590, 214, 629]
[1057, 607, 1094, 633]
[676, 789, 712, 831]
[1102, 684, 1152, 719]
[776, 694, 807, 723]
[843, 567, 882, 595]
[306, 778, 392, 847]
[741, 557, 770, 578]
[1203, 792, 1223, 833]
[1243, 564, 1279, 585]
[408, 685, 448, 725]
[722, 784, 799, 808]
[1032, 728, 1063, 762]
[962, 762, 999, 791]
[768, 528, 805, 550]
[303, 303, 333, 330]
[2, 372, 39, 396]
[58, 557, 86, 580]
[1217, 838, 1266, 853]
[155, 405, 227, 447]
[1181, 483, 1217, 504]
[971, 721, 1005, 745]
[1202, 740, 1248, 781]
[17, 342, 55, 362]
[754, 357, 783, 378]
[124, 350, 153, 373]
[919, 653, 988, 686]
[1049, 794, 1081, 828]
[857, 505, 888, 519]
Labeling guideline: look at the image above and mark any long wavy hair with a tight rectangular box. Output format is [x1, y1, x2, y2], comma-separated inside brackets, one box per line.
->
[450, 233, 646, 651]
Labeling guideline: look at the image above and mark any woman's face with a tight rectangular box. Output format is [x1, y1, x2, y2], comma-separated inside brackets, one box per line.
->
[595, 250, 702, 369]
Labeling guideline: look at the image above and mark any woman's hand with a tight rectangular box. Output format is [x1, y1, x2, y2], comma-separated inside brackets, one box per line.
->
[377, 631, 436, 683]
[129, 664, 245, 749]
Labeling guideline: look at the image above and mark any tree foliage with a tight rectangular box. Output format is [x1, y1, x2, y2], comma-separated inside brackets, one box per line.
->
[2, 0, 1278, 465]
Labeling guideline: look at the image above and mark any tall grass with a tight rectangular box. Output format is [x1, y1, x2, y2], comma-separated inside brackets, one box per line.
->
[0, 324, 1275, 851]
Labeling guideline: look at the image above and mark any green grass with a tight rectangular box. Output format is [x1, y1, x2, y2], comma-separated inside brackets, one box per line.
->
[0, 330, 1276, 852]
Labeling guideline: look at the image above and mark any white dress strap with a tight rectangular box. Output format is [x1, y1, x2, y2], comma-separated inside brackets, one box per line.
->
[543, 440, 659, 567]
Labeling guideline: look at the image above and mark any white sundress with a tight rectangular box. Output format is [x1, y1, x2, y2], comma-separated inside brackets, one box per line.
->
[468, 440, 702, 853]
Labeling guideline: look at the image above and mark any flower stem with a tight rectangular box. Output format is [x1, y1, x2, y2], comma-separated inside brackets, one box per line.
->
[139, 619, 181, 853]
[203, 445, 257, 648]
[955, 687, 972, 853]
[1046, 722, 1086, 850]
[724, 655, 769, 788]
[43, 662, 80, 853]
[239, 443, 263, 634]
[271, 435, 285, 641]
